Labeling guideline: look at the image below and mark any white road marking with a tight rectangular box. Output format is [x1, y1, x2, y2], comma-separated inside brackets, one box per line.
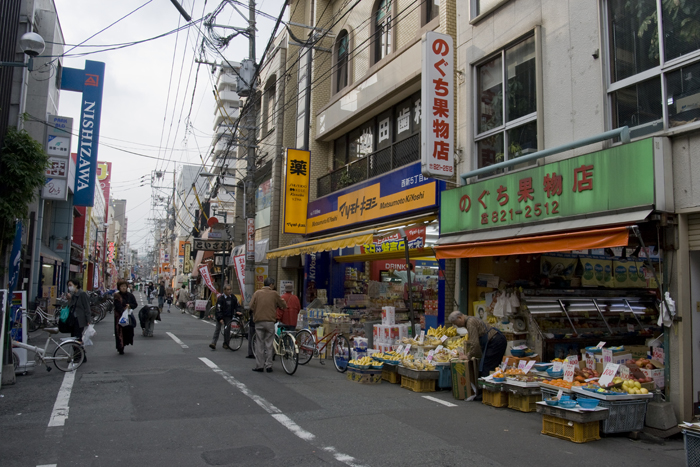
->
[48, 371, 75, 427]
[166, 332, 189, 349]
[37, 464, 57, 467]
[199, 358, 366, 467]
[422, 395, 458, 407]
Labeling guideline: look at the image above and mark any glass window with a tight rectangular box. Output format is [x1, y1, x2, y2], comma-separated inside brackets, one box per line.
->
[334, 136, 347, 169]
[478, 55, 503, 134]
[663, 1, 700, 61]
[475, 0, 501, 16]
[374, 0, 392, 64]
[611, 77, 662, 134]
[506, 36, 536, 122]
[336, 31, 349, 93]
[477, 133, 503, 173]
[348, 122, 374, 161]
[608, 0, 658, 82]
[426, 0, 439, 24]
[667, 61, 700, 128]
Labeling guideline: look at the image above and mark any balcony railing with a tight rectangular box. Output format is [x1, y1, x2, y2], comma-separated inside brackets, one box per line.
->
[317, 134, 419, 198]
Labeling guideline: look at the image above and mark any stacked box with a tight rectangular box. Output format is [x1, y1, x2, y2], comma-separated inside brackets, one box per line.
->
[381, 306, 395, 325]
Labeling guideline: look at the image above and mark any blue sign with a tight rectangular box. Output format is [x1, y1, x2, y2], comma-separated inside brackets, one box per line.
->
[60, 60, 105, 207]
[8, 221, 22, 295]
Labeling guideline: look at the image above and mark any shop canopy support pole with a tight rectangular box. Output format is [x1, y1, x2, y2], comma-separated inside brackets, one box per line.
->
[400, 228, 416, 335]
[459, 126, 630, 184]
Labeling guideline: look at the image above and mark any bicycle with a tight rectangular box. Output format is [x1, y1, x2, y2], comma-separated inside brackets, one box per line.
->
[11, 327, 85, 373]
[23, 304, 58, 332]
[224, 310, 250, 351]
[295, 324, 351, 373]
[250, 326, 299, 375]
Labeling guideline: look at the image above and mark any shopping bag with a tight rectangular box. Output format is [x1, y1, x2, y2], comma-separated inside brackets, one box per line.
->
[59, 306, 71, 323]
[118, 309, 130, 327]
[82, 324, 96, 346]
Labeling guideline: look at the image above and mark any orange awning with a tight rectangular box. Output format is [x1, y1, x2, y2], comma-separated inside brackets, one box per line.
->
[434, 226, 630, 259]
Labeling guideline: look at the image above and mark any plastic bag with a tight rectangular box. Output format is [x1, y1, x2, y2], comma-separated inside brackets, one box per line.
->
[493, 295, 505, 317]
[59, 306, 71, 323]
[118, 309, 130, 327]
[82, 324, 96, 346]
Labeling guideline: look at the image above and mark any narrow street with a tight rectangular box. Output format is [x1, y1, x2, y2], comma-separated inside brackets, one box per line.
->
[0, 292, 686, 467]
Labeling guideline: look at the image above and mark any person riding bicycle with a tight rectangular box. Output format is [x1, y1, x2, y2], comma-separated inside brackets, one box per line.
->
[277, 283, 301, 332]
[209, 285, 241, 350]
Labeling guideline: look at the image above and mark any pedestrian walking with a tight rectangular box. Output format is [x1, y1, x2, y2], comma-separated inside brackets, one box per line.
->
[158, 280, 166, 313]
[67, 279, 92, 362]
[249, 278, 286, 373]
[210, 285, 241, 350]
[114, 280, 138, 355]
[147, 282, 154, 304]
[277, 283, 301, 331]
[165, 284, 174, 312]
[176, 284, 189, 313]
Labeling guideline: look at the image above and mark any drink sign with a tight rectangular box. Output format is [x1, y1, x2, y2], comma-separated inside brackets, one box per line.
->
[552, 362, 563, 372]
[563, 363, 576, 383]
[652, 346, 664, 363]
[596, 341, 606, 349]
[598, 363, 620, 387]
[523, 360, 536, 374]
[586, 353, 595, 371]
[518, 360, 527, 370]
[602, 348, 613, 364]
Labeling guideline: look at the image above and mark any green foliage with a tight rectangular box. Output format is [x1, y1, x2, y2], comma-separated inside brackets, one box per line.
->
[337, 170, 355, 189]
[0, 128, 50, 251]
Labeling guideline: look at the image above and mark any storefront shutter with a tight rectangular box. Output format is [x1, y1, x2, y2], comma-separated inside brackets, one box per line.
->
[689, 213, 700, 251]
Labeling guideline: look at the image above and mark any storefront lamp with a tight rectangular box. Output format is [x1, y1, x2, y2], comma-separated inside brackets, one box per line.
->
[0, 32, 45, 71]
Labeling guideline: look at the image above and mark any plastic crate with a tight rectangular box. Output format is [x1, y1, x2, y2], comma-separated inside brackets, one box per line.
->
[401, 376, 435, 393]
[437, 364, 452, 390]
[346, 368, 382, 384]
[683, 429, 700, 467]
[596, 399, 648, 434]
[542, 415, 600, 443]
[508, 393, 542, 413]
[482, 389, 508, 408]
[382, 368, 401, 384]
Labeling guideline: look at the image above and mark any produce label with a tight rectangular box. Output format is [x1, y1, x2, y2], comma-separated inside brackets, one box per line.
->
[653, 346, 664, 363]
[396, 345, 404, 354]
[563, 363, 576, 383]
[586, 353, 595, 370]
[596, 341, 606, 349]
[598, 363, 620, 387]
[523, 360, 536, 374]
[440, 335, 448, 342]
[566, 355, 579, 366]
[556, 389, 564, 400]
[403, 345, 411, 356]
[602, 349, 613, 364]
[552, 362, 563, 372]
[518, 360, 527, 370]
[435, 345, 444, 353]
[501, 358, 508, 370]
[620, 365, 630, 379]
[427, 350, 435, 362]
[419, 330, 425, 344]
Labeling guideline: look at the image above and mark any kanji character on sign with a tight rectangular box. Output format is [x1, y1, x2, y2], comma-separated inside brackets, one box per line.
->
[432, 98, 449, 118]
[432, 78, 449, 97]
[432, 120, 449, 139]
[573, 165, 594, 192]
[289, 159, 307, 176]
[496, 185, 509, 206]
[432, 141, 450, 160]
[543, 172, 563, 198]
[517, 177, 535, 202]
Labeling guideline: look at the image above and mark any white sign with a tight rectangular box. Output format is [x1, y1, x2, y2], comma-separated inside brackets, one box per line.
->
[195, 300, 208, 311]
[403, 344, 411, 356]
[552, 362, 563, 372]
[418, 330, 425, 344]
[427, 350, 435, 362]
[602, 348, 613, 364]
[586, 353, 595, 370]
[653, 346, 664, 363]
[563, 363, 576, 383]
[435, 345, 444, 353]
[620, 365, 630, 379]
[627, 324, 635, 332]
[523, 360, 536, 374]
[280, 280, 294, 292]
[396, 345, 404, 354]
[596, 341, 606, 349]
[518, 360, 527, 370]
[233, 254, 248, 305]
[440, 335, 448, 343]
[598, 363, 620, 387]
[566, 355, 579, 366]
[421, 31, 454, 180]
[42, 178, 68, 200]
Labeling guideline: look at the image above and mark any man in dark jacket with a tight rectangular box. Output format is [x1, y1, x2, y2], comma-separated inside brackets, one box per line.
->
[158, 280, 166, 313]
[210, 285, 240, 350]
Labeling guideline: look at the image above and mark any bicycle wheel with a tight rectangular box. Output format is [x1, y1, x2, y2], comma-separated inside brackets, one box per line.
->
[251, 332, 258, 358]
[280, 334, 298, 375]
[53, 341, 85, 372]
[295, 329, 315, 365]
[228, 319, 244, 351]
[332, 334, 351, 373]
[27, 313, 39, 332]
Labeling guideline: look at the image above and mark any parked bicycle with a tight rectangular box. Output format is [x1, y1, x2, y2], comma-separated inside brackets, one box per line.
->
[222, 308, 250, 351]
[295, 324, 351, 373]
[23, 301, 58, 332]
[251, 326, 299, 375]
[12, 327, 85, 373]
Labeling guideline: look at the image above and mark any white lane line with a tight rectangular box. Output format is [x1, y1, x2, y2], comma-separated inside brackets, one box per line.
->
[422, 395, 458, 407]
[166, 332, 189, 349]
[190, 314, 215, 326]
[48, 371, 75, 427]
[199, 358, 366, 467]
[37, 464, 57, 467]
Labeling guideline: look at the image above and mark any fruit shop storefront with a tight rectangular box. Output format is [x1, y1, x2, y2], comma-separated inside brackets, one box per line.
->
[434, 138, 672, 382]
[266, 162, 448, 337]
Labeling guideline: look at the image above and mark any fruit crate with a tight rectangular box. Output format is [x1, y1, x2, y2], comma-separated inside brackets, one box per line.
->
[436, 364, 452, 390]
[382, 368, 401, 384]
[596, 398, 649, 433]
[401, 376, 436, 393]
[482, 389, 508, 408]
[347, 368, 382, 384]
[508, 392, 542, 413]
[542, 414, 600, 443]
[683, 429, 700, 467]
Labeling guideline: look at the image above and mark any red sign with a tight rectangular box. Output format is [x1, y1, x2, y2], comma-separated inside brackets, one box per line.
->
[199, 264, 218, 295]
[97, 161, 111, 220]
[361, 225, 426, 254]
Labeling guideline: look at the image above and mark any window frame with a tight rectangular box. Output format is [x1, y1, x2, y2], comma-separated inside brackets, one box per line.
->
[371, 0, 393, 65]
[472, 31, 541, 174]
[422, 0, 440, 27]
[334, 30, 350, 95]
[262, 76, 276, 136]
[603, 0, 700, 138]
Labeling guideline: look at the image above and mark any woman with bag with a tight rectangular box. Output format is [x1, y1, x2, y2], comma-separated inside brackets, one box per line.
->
[67, 279, 92, 361]
[114, 280, 138, 355]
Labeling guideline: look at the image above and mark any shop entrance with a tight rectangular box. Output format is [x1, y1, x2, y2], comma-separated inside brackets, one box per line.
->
[690, 251, 700, 412]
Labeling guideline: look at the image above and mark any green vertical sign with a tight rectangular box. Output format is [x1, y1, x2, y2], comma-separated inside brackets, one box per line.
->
[441, 139, 655, 235]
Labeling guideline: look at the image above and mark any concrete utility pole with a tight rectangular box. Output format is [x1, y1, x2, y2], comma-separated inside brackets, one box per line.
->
[243, 0, 257, 306]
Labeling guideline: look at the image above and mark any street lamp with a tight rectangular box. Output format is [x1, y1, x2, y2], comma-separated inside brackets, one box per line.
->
[0, 32, 45, 72]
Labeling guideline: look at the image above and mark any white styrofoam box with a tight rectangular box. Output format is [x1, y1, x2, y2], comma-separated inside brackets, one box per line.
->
[641, 368, 665, 388]
[382, 306, 396, 325]
[592, 353, 632, 365]
[382, 325, 399, 344]
[398, 324, 409, 340]
[351, 349, 367, 360]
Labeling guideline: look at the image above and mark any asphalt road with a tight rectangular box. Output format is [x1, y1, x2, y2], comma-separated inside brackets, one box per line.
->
[0, 291, 687, 466]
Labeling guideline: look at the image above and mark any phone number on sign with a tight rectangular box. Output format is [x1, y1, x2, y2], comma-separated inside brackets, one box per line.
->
[477, 201, 560, 225]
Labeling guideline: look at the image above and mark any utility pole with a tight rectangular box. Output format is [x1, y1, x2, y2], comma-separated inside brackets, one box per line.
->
[243, 0, 257, 306]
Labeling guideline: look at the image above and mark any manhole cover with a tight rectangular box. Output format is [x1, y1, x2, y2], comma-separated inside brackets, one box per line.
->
[202, 445, 275, 465]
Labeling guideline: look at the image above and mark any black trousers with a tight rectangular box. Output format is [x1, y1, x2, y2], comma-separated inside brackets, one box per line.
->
[479, 333, 507, 377]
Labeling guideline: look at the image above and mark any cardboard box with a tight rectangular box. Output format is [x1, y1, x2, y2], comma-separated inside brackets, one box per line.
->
[451, 359, 476, 400]
[640, 368, 664, 388]
[625, 345, 650, 359]
[580, 350, 631, 365]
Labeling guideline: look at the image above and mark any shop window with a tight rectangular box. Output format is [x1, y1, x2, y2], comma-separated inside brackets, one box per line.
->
[335, 30, 349, 94]
[423, 0, 439, 26]
[372, 0, 392, 65]
[606, 0, 700, 137]
[475, 35, 537, 171]
[470, 0, 505, 19]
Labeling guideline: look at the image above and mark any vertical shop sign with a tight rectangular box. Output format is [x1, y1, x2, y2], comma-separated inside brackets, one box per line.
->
[246, 218, 255, 261]
[183, 242, 192, 273]
[199, 265, 218, 295]
[284, 149, 311, 234]
[421, 32, 454, 180]
[42, 115, 73, 201]
[233, 254, 246, 301]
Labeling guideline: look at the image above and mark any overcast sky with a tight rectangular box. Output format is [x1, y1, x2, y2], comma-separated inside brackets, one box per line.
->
[54, 0, 285, 254]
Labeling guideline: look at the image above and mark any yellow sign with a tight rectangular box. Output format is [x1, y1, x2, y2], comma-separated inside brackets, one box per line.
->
[306, 182, 436, 234]
[284, 148, 311, 234]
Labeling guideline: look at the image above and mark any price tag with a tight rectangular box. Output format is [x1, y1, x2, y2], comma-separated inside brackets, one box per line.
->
[435, 345, 444, 353]
[566, 355, 579, 366]
[418, 330, 425, 344]
[585, 353, 595, 371]
[598, 363, 620, 387]
[627, 324, 635, 332]
[653, 346, 664, 363]
[620, 365, 630, 379]
[596, 341, 606, 349]
[518, 360, 527, 370]
[501, 358, 508, 370]
[403, 345, 411, 356]
[396, 345, 404, 354]
[556, 389, 564, 400]
[427, 350, 435, 362]
[552, 362, 563, 372]
[602, 348, 613, 364]
[523, 360, 536, 374]
[563, 363, 576, 383]
[440, 335, 448, 343]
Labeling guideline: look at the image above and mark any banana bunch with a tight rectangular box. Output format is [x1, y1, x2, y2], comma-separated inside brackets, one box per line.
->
[487, 314, 499, 324]
[433, 353, 451, 363]
[446, 336, 468, 350]
[349, 356, 374, 366]
[427, 325, 457, 338]
[405, 360, 436, 371]
[378, 353, 401, 362]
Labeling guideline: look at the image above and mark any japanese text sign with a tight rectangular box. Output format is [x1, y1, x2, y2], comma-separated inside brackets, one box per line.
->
[199, 265, 218, 295]
[566, 355, 579, 366]
[193, 239, 232, 251]
[523, 360, 536, 374]
[246, 218, 255, 261]
[602, 349, 613, 364]
[653, 346, 664, 363]
[421, 31, 454, 180]
[284, 149, 310, 234]
[440, 139, 656, 235]
[598, 363, 620, 387]
[563, 363, 576, 383]
[586, 353, 595, 371]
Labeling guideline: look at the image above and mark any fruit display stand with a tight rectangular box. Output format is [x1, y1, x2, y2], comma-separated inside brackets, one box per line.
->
[398, 366, 438, 393]
[478, 379, 508, 408]
[536, 402, 609, 443]
[539, 382, 577, 401]
[572, 387, 652, 433]
[504, 384, 542, 413]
